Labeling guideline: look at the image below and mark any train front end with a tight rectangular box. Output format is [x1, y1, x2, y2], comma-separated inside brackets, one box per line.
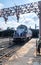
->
[13, 25, 28, 41]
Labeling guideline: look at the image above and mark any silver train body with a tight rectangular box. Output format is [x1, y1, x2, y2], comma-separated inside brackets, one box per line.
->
[13, 25, 32, 41]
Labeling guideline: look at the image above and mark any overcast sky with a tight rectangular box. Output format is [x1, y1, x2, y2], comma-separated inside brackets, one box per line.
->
[0, 0, 40, 30]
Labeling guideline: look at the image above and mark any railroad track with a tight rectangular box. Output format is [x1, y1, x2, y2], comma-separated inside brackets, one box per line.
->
[0, 38, 24, 59]
[0, 43, 21, 59]
[0, 37, 29, 59]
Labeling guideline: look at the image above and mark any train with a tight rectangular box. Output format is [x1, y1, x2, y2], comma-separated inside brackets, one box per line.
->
[13, 24, 32, 41]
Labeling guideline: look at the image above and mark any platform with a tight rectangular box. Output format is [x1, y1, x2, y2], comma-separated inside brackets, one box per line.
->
[2, 38, 41, 65]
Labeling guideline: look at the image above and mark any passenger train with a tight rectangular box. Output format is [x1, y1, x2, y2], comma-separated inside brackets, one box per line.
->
[13, 24, 32, 41]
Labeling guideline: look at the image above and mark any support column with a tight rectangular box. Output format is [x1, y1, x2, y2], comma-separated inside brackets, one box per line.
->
[39, 16, 41, 40]
[38, 1, 41, 40]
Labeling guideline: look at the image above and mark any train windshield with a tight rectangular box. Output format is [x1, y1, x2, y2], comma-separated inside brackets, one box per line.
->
[16, 25, 27, 34]
[17, 25, 27, 30]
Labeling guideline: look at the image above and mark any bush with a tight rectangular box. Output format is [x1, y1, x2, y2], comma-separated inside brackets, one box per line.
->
[31, 29, 39, 38]
[0, 29, 14, 37]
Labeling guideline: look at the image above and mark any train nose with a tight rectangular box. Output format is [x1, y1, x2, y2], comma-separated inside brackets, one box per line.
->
[18, 33, 21, 36]
[18, 32, 24, 36]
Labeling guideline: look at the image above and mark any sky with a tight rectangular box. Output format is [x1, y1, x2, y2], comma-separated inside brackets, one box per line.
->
[0, 0, 41, 30]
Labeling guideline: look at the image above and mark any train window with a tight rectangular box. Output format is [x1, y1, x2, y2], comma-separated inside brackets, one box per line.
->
[17, 25, 27, 31]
